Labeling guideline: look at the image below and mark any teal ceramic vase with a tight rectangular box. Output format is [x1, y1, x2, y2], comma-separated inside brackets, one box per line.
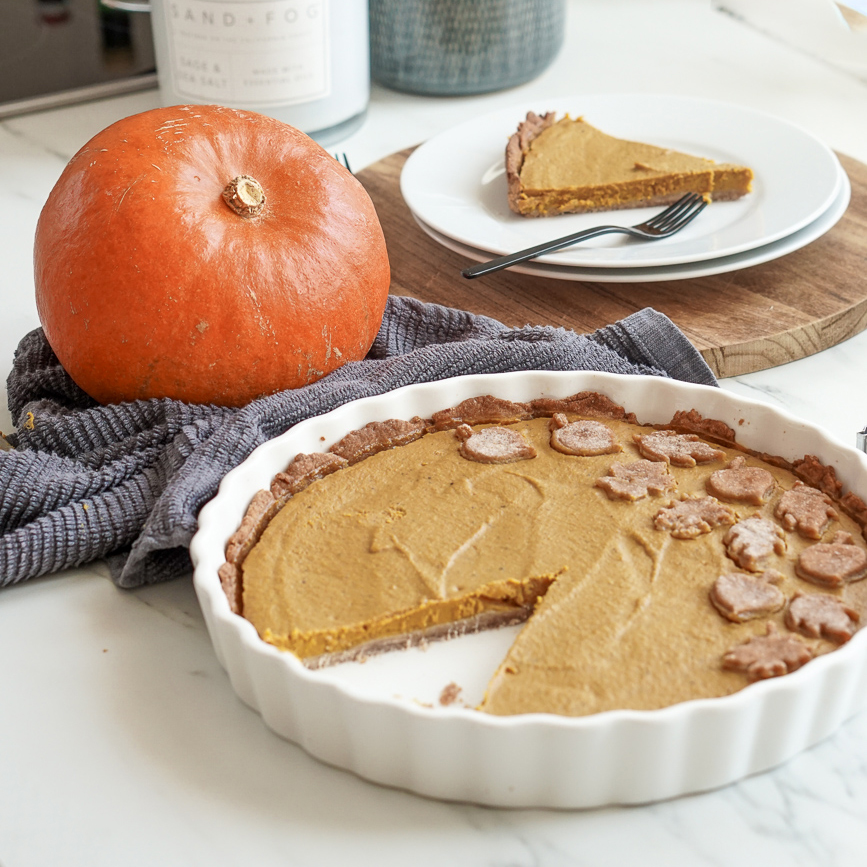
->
[370, 0, 566, 96]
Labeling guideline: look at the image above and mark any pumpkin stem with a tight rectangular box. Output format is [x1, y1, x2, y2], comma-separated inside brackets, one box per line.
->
[222, 175, 266, 217]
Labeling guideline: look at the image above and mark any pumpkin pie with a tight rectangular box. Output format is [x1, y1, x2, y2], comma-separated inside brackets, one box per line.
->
[220, 393, 867, 717]
[506, 112, 753, 217]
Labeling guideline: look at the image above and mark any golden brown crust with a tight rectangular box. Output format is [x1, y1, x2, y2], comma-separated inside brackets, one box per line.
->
[271, 451, 348, 497]
[751, 451, 794, 471]
[221, 488, 286, 615]
[793, 455, 844, 499]
[218, 562, 243, 615]
[505, 111, 556, 216]
[666, 409, 738, 447]
[224, 490, 280, 565]
[302, 607, 537, 670]
[530, 391, 637, 423]
[840, 491, 867, 530]
[430, 396, 532, 430]
[329, 417, 428, 464]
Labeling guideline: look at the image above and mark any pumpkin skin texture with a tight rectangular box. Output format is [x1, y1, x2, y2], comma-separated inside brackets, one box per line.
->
[33, 105, 391, 406]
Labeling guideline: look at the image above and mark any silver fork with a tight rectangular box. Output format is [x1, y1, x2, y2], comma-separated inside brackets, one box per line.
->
[333, 152, 352, 172]
[461, 192, 708, 279]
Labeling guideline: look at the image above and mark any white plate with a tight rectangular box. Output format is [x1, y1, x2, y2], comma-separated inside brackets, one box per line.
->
[191, 371, 867, 809]
[412, 162, 850, 283]
[400, 94, 841, 269]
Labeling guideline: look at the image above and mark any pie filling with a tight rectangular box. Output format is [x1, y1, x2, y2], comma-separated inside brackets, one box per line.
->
[220, 394, 867, 717]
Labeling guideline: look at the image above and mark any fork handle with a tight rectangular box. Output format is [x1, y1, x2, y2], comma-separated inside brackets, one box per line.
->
[461, 225, 621, 279]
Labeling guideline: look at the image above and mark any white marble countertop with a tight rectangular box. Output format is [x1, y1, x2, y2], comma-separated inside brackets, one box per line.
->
[4, 1, 867, 864]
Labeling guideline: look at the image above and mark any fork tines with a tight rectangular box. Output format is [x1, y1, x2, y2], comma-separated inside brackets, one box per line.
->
[646, 192, 707, 231]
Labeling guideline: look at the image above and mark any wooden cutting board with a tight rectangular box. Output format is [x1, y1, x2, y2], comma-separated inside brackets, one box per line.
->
[357, 149, 867, 378]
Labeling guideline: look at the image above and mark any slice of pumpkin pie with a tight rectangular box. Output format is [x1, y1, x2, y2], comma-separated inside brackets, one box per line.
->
[506, 112, 753, 217]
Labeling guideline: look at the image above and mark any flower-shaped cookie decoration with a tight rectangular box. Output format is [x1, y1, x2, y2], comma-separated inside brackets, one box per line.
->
[796, 531, 867, 588]
[454, 424, 537, 464]
[548, 413, 622, 456]
[722, 622, 814, 681]
[633, 430, 726, 467]
[653, 495, 736, 539]
[595, 459, 676, 502]
[774, 481, 838, 540]
[706, 456, 776, 506]
[785, 592, 860, 644]
[709, 570, 787, 623]
[723, 515, 787, 572]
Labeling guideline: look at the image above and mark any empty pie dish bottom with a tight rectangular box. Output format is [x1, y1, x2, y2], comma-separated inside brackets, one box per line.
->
[190, 371, 867, 808]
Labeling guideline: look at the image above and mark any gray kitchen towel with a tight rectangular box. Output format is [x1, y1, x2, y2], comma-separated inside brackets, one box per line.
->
[1, 295, 716, 589]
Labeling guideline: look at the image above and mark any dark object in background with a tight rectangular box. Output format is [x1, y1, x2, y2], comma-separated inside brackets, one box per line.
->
[370, 0, 566, 96]
[0, 0, 155, 118]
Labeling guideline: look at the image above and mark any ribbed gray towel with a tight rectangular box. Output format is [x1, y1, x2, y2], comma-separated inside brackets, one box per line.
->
[1, 295, 715, 589]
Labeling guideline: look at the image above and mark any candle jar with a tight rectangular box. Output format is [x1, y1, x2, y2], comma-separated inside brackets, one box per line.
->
[104, 0, 369, 145]
[370, 0, 565, 96]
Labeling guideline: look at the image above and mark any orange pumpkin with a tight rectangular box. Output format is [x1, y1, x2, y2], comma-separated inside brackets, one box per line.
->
[33, 105, 390, 406]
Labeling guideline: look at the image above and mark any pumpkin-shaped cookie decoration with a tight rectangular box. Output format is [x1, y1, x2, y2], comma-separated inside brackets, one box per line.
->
[33, 105, 391, 406]
[709, 570, 786, 623]
[548, 413, 622, 456]
[785, 592, 860, 644]
[454, 424, 536, 464]
[796, 531, 867, 588]
[706, 456, 776, 505]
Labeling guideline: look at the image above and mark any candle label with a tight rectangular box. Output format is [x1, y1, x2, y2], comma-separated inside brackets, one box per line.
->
[166, 0, 331, 106]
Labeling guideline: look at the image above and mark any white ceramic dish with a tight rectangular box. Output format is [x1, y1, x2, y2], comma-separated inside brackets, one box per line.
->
[412, 162, 850, 283]
[400, 94, 841, 269]
[191, 371, 867, 808]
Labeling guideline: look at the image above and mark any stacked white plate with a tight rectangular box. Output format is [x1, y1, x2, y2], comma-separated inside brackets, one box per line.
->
[400, 94, 850, 282]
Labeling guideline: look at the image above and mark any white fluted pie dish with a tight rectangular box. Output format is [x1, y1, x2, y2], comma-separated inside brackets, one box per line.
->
[190, 371, 867, 808]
